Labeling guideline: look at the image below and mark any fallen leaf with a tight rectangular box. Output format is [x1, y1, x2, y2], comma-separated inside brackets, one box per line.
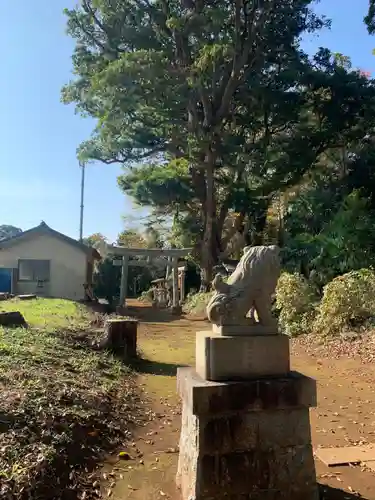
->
[165, 447, 178, 454]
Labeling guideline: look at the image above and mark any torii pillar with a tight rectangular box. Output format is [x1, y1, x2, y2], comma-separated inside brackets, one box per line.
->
[171, 256, 181, 314]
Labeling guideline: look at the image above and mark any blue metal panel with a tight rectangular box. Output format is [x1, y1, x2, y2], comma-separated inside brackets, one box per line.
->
[0, 268, 12, 293]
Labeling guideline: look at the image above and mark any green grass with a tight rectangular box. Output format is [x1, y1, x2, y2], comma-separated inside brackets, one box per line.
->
[135, 320, 196, 400]
[0, 297, 91, 331]
[0, 298, 140, 499]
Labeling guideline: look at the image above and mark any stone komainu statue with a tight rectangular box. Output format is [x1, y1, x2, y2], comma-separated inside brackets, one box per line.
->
[206, 245, 281, 327]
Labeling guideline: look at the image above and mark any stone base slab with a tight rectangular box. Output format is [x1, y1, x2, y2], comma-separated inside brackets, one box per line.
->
[196, 332, 290, 381]
[176, 492, 318, 500]
[177, 444, 319, 500]
[177, 367, 317, 415]
[212, 323, 278, 336]
[196, 407, 312, 454]
[176, 368, 318, 500]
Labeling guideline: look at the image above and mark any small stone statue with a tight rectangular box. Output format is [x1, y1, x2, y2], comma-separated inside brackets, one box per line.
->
[206, 245, 280, 328]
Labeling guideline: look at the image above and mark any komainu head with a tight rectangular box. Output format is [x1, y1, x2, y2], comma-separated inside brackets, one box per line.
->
[206, 245, 281, 327]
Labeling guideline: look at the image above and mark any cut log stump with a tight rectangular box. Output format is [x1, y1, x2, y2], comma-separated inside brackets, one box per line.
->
[102, 318, 138, 360]
[0, 311, 28, 328]
[17, 294, 36, 301]
[0, 293, 13, 301]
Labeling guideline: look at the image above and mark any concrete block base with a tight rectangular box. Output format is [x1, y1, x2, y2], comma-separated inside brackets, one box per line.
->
[176, 368, 318, 500]
[196, 331, 290, 381]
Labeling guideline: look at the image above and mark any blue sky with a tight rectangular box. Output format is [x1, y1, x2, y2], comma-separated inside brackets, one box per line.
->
[0, 1, 374, 242]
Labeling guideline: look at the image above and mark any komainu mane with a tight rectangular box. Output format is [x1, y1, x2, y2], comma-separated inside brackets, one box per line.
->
[206, 245, 280, 328]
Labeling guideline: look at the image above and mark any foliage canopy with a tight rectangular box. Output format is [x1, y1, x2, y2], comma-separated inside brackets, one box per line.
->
[63, 0, 375, 286]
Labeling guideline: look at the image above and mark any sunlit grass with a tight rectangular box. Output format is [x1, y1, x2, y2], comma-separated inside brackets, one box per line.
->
[137, 322, 196, 399]
[0, 297, 91, 332]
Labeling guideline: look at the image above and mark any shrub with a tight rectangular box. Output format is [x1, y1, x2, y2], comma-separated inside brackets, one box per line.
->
[313, 268, 375, 336]
[275, 272, 318, 337]
[139, 288, 154, 303]
[184, 291, 213, 316]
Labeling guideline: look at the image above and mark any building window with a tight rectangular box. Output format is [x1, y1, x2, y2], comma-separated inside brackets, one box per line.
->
[18, 260, 50, 282]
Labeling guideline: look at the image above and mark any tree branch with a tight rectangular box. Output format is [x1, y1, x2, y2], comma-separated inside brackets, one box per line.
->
[96, 157, 124, 165]
[214, 0, 277, 124]
[82, 0, 107, 35]
[220, 211, 246, 258]
[91, 144, 165, 165]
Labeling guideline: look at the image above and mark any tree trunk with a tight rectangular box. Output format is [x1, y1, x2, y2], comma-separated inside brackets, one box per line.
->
[200, 152, 218, 292]
[100, 318, 138, 360]
[199, 267, 211, 293]
[249, 203, 269, 246]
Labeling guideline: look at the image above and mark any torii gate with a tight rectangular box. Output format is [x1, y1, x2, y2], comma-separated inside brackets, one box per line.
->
[106, 245, 193, 309]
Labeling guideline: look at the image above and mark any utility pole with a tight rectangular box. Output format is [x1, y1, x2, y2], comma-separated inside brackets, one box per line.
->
[79, 161, 85, 242]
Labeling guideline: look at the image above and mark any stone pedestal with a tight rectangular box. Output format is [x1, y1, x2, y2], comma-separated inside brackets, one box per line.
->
[176, 368, 318, 500]
[176, 327, 318, 500]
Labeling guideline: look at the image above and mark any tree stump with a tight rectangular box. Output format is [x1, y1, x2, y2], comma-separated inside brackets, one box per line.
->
[0, 311, 27, 328]
[17, 294, 36, 300]
[102, 318, 138, 360]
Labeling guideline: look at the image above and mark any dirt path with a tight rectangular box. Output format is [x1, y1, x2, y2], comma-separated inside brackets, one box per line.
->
[102, 301, 375, 500]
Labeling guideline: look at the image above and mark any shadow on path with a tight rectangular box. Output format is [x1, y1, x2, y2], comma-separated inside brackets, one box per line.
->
[319, 484, 367, 499]
[125, 304, 183, 324]
[131, 357, 185, 377]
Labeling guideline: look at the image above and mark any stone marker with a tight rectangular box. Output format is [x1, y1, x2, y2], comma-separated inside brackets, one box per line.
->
[176, 245, 318, 500]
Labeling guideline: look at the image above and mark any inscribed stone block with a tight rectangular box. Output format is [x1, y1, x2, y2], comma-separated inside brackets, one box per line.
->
[196, 332, 289, 381]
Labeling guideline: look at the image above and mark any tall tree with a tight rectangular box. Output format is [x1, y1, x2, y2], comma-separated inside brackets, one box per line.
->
[366, 1, 375, 33]
[83, 232, 107, 248]
[117, 230, 144, 248]
[63, 0, 375, 288]
[0, 225, 22, 241]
